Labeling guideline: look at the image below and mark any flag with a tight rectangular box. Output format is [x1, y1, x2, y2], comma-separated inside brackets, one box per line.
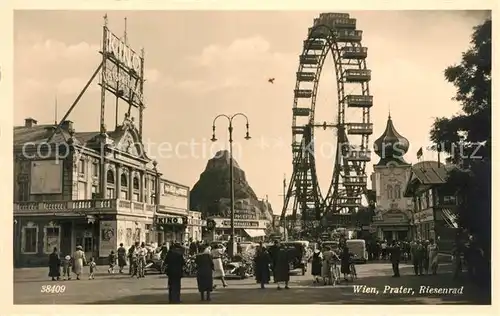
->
[416, 147, 423, 159]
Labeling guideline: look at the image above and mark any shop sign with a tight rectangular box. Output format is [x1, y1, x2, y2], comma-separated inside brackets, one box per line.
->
[221, 220, 259, 228]
[234, 212, 257, 220]
[156, 215, 186, 225]
[99, 221, 117, 256]
[414, 209, 434, 223]
[163, 183, 188, 197]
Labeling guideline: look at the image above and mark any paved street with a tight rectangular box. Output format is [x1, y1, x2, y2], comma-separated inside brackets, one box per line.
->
[14, 261, 489, 304]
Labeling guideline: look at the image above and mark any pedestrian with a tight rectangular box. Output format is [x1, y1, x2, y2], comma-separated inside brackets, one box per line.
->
[321, 246, 335, 285]
[88, 257, 97, 280]
[254, 242, 271, 289]
[411, 240, 422, 275]
[195, 244, 214, 301]
[211, 244, 228, 288]
[72, 245, 86, 280]
[389, 241, 401, 277]
[108, 250, 116, 274]
[452, 243, 463, 279]
[311, 248, 322, 284]
[421, 240, 430, 275]
[61, 255, 72, 280]
[381, 240, 387, 260]
[48, 247, 61, 281]
[340, 246, 351, 282]
[137, 242, 148, 278]
[165, 243, 185, 304]
[117, 243, 127, 273]
[128, 243, 137, 276]
[268, 240, 279, 283]
[189, 239, 198, 256]
[273, 241, 290, 290]
[428, 238, 439, 275]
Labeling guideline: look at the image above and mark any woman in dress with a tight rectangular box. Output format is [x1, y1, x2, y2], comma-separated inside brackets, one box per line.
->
[254, 243, 271, 289]
[72, 245, 87, 280]
[311, 248, 322, 284]
[340, 246, 351, 281]
[428, 238, 439, 275]
[195, 245, 214, 301]
[211, 244, 227, 288]
[273, 244, 290, 290]
[48, 247, 61, 281]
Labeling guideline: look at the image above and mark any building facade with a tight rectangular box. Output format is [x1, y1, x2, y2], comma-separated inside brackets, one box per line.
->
[13, 116, 190, 266]
[370, 115, 413, 241]
[404, 161, 459, 250]
[186, 210, 205, 242]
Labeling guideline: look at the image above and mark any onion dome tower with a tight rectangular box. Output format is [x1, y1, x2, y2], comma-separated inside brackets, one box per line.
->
[373, 114, 410, 166]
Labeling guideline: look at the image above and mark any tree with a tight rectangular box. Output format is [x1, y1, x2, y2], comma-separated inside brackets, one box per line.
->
[429, 18, 491, 259]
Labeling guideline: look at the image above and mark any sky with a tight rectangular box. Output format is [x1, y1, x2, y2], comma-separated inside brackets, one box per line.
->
[14, 10, 489, 215]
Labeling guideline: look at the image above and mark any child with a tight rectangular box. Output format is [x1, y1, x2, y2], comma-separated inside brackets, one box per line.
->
[108, 251, 116, 274]
[61, 255, 72, 280]
[88, 257, 97, 280]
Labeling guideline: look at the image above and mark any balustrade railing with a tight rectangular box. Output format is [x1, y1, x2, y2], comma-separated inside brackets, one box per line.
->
[14, 198, 189, 216]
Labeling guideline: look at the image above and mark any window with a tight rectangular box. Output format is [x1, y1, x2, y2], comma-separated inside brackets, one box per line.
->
[106, 170, 115, 184]
[151, 194, 156, 205]
[44, 225, 60, 253]
[120, 190, 129, 200]
[91, 186, 98, 199]
[387, 185, 393, 199]
[22, 224, 38, 254]
[133, 177, 140, 190]
[78, 181, 87, 199]
[443, 196, 457, 205]
[425, 192, 430, 208]
[78, 159, 85, 174]
[151, 179, 156, 191]
[121, 174, 128, 187]
[92, 163, 99, 177]
[394, 185, 401, 199]
[106, 188, 115, 199]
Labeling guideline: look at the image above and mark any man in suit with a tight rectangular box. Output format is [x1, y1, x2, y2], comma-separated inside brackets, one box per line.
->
[165, 242, 185, 303]
[389, 240, 401, 277]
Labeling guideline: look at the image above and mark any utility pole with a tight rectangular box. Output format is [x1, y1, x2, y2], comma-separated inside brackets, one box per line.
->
[279, 174, 288, 241]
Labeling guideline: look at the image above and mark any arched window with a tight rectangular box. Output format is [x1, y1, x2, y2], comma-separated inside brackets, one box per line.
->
[106, 170, 115, 184]
[133, 177, 140, 190]
[121, 174, 128, 187]
[387, 185, 393, 199]
[394, 185, 401, 199]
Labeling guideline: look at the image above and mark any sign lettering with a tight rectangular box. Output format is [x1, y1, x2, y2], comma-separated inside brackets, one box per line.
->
[106, 31, 142, 74]
[103, 67, 143, 103]
[221, 220, 259, 228]
[156, 215, 186, 225]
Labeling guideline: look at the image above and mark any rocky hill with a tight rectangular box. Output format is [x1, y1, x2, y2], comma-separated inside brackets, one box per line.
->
[190, 150, 273, 221]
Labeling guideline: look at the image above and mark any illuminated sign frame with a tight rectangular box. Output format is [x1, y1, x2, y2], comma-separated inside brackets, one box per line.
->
[100, 27, 144, 108]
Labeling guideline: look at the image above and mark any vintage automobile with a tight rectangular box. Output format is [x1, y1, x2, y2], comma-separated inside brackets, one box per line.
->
[282, 240, 310, 275]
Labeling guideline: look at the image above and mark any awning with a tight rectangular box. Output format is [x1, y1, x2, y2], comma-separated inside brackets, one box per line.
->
[243, 228, 266, 238]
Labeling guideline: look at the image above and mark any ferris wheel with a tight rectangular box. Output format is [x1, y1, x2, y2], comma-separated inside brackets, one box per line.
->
[281, 13, 373, 224]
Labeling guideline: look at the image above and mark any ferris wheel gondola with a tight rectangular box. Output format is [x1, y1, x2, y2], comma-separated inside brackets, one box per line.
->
[281, 13, 373, 226]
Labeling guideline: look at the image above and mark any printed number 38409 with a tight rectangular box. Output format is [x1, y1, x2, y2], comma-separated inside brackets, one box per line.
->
[41, 285, 66, 294]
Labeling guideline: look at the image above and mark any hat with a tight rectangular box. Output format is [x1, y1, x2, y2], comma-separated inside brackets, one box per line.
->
[65, 255, 71, 260]
[76, 245, 83, 250]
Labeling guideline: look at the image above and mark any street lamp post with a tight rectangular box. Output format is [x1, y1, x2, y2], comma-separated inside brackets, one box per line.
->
[152, 160, 160, 243]
[211, 113, 251, 258]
